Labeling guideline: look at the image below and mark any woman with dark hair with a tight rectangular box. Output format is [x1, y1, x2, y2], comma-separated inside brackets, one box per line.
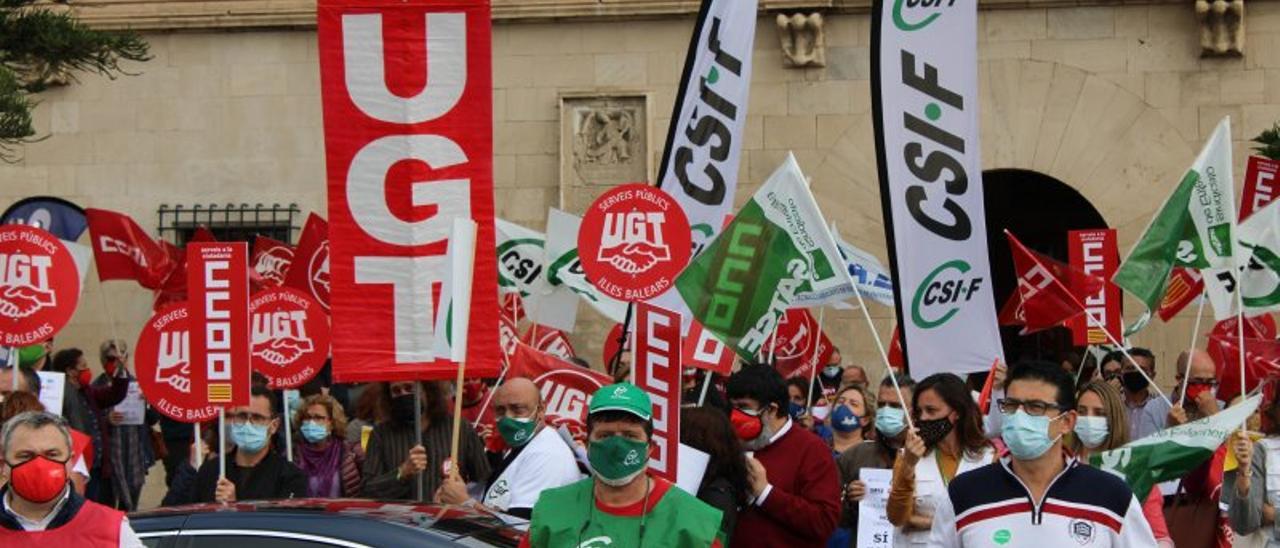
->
[361, 380, 491, 501]
[680, 406, 749, 543]
[886, 373, 994, 546]
[345, 382, 385, 448]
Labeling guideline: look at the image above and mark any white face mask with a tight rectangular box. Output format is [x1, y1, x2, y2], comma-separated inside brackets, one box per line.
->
[1073, 415, 1110, 449]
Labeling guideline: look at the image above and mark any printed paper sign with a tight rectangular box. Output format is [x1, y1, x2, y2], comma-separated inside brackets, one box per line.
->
[134, 302, 218, 422]
[187, 242, 251, 407]
[36, 371, 65, 416]
[857, 468, 894, 548]
[1067, 229, 1122, 345]
[633, 302, 682, 483]
[579, 183, 691, 302]
[250, 287, 331, 389]
[0, 225, 80, 346]
[115, 381, 147, 425]
[320, 0, 499, 381]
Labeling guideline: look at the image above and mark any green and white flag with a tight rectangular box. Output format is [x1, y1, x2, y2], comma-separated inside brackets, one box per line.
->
[1090, 394, 1260, 497]
[1113, 116, 1237, 332]
[1204, 198, 1280, 318]
[675, 153, 852, 360]
[432, 218, 476, 362]
[545, 208, 629, 323]
[495, 219, 578, 332]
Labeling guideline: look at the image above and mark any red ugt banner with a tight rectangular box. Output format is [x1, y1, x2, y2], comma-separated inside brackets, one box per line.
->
[85, 208, 174, 290]
[761, 309, 836, 380]
[510, 342, 612, 442]
[1066, 229, 1122, 346]
[250, 287, 330, 389]
[187, 243, 250, 407]
[633, 302, 681, 483]
[283, 214, 329, 312]
[1241, 156, 1280, 220]
[319, 0, 498, 382]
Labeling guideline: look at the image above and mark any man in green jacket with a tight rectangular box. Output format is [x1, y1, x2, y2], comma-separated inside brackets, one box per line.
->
[522, 382, 725, 547]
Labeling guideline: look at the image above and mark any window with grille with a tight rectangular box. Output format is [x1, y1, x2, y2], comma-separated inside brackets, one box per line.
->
[156, 203, 301, 246]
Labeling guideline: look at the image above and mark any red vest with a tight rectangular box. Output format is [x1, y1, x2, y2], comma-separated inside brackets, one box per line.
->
[0, 499, 123, 547]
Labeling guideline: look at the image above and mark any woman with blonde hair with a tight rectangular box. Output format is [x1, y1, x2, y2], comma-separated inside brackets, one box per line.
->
[292, 393, 365, 497]
[1074, 380, 1173, 547]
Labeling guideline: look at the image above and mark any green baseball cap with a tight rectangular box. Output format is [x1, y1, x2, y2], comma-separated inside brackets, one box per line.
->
[589, 382, 653, 421]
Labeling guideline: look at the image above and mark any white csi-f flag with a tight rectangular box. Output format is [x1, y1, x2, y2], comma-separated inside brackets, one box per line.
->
[495, 218, 578, 331]
[831, 224, 896, 309]
[545, 208, 629, 323]
[433, 218, 477, 362]
[1176, 117, 1246, 319]
[1205, 199, 1280, 319]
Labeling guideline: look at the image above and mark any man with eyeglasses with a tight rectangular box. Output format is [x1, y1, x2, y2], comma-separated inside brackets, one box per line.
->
[1170, 348, 1221, 425]
[928, 361, 1157, 547]
[191, 384, 307, 503]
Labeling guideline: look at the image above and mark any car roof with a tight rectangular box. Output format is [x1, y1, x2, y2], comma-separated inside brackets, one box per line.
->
[130, 498, 526, 547]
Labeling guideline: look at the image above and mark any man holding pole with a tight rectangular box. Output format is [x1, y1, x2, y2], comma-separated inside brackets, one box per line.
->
[191, 385, 305, 503]
[1118, 348, 1173, 441]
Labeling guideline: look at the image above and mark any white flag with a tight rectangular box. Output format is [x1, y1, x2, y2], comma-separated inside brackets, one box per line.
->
[495, 218, 579, 332]
[545, 209, 629, 323]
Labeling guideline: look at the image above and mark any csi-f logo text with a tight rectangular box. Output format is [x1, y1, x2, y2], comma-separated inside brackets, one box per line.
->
[912, 260, 984, 329]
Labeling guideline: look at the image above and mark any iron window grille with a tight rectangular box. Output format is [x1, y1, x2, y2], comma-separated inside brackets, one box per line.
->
[157, 203, 300, 246]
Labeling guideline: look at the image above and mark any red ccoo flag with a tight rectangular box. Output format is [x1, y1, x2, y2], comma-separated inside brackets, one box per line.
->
[85, 209, 174, 289]
[1005, 231, 1105, 334]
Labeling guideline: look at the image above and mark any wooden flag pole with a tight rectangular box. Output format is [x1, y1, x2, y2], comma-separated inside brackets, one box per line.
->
[413, 382, 424, 502]
[217, 407, 226, 482]
[697, 370, 713, 407]
[449, 362, 467, 479]
[282, 390, 292, 462]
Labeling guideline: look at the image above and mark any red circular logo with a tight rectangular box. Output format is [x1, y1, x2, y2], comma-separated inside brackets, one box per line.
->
[578, 184, 691, 302]
[135, 302, 218, 422]
[254, 245, 295, 286]
[308, 242, 330, 310]
[0, 225, 80, 347]
[250, 287, 331, 389]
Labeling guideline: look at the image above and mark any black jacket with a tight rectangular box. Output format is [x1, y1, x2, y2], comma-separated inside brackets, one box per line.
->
[191, 447, 307, 503]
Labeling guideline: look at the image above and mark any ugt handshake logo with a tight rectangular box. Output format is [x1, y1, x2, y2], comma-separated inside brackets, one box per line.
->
[597, 212, 671, 275]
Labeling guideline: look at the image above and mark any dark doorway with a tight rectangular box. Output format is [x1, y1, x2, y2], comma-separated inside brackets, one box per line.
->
[983, 169, 1108, 365]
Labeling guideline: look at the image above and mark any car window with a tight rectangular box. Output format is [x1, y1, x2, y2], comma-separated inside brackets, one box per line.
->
[140, 537, 165, 548]
[186, 534, 364, 548]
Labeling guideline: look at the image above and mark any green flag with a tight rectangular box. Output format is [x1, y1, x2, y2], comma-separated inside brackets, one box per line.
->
[1113, 116, 1236, 333]
[1089, 394, 1260, 497]
[675, 152, 850, 360]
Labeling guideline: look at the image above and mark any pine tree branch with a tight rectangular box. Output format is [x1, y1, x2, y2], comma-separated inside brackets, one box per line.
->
[1254, 122, 1280, 161]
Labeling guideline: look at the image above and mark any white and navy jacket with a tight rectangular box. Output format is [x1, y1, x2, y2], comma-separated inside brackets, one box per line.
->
[927, 456, 1158, 547]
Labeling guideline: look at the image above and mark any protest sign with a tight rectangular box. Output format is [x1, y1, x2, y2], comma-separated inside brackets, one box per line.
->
[36, 371, 64, 416]
[633, 302, 681, 483]
[115, 381, 146, 425]
[857, 468, 894, 548]
[873, 1, 1004, 375]
[682, 320, 734, 375]
[187, 242, 251, 407]
[1067, 229, 1122, 345]
[320, 0, 499, 381]
[135, 303, 218, 422]
[250, 287, 330, 389]
[545, 208, 628, 323]
[579, 183, 691, 302]
[1242, 156, 1280, 220]
[251, 236, 294, 288]
[0, 225, 80, 347]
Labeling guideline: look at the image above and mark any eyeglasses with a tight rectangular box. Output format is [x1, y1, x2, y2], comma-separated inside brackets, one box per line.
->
[390, 384, 416, 398]
[997, 398, 1067, 417]
[1186, 378, 1218, 387]
[227, 411, 272, 426]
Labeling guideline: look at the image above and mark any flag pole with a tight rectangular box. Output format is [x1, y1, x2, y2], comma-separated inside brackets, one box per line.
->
[1088, 314, 1173, 406]
[1073, 345, 1091, 386]
[697, 370, 713, 407]
[192, 422, 201, 468]
[8, 346, 17, 391]
[413, 382, 423, 502]
[849, 279, 914, 432]
[767, 319, 780, 366]
[805, 308, 826, 409]
[1180, 295, 1207, 404]
[1236, 277, 1247, 423]
[282, 389, 292, 462]
[449, 361, 467, 481]
[217, 407, 226, 483]
[473, 363, 507, 424]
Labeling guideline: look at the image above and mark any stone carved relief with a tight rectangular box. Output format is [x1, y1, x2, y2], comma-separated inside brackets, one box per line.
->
[560, 95, 648, 213]
[776, 12, 826, 68]
[1196, 0, 1245, 56]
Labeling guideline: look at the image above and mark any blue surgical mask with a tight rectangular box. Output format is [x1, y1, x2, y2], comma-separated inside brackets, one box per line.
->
[231, 422, 270, 453]
[1073, 415, 1109, 449]
[875, 406, 907, 437]
[831, 405, 861, 433]
[788, 402, 806, 420]
[1001, 410, 1064, 460]
[300, 420, 329, 444]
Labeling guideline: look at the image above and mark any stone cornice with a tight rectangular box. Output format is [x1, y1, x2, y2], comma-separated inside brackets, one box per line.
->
[69, 0, 1186, 32]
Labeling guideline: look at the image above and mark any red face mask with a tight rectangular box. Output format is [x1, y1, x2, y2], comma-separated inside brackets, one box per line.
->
[730, 408, 763, 441]
[7, 456, 68, 503]
[1185, 383, 1215, 403]
[461, 381, 486, 406]
[76, 369, 91, 388]
[103, 359, 117, 377]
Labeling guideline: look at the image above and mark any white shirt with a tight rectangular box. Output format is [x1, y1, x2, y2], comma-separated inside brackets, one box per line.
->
[482, 425, 582, 512]
[3, 487, 144, 547]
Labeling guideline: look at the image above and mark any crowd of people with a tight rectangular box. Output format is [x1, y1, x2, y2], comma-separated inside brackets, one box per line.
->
[0, 336, 1271, 547]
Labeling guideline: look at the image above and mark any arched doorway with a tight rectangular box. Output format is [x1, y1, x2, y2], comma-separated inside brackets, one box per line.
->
[983, 169, 1108, 364]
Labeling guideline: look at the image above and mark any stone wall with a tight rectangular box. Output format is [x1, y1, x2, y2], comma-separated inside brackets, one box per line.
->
[4, 4, 1280, 386]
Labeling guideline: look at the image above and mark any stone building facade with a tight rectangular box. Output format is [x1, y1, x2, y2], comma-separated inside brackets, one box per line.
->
[3, 0, 1279, 385]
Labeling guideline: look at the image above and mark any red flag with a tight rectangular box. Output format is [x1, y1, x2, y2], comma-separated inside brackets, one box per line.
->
[976, 359, 1000, 414]
[887, 324, 904, 369]
[998, 291, 1023, 327]
[251, 236, 295, 289]
[1207, 314, 1279, 402]
[1066, 229, 1122, 346]
[761, 309, 835, 379]
[683, 320, 735, 375]
[284, 214, 329, 312]
[152, 229, 219, 311]
[1156, 268, 1204, 322]
[510, 342, 611, 443]
[1005, 231, 1104, 334]
[520, 325, 576, 362]
[1241, 156, 1280, 220]
[85, 209, 173, 289]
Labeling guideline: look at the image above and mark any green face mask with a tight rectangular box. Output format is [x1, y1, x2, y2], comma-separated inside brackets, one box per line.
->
[497, 416, 537, 448]
[588, 435, 649, 486]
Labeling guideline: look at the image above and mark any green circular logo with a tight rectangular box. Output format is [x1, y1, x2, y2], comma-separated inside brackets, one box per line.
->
[993, 529, 1011, 545]
[910, 259, 972, 329]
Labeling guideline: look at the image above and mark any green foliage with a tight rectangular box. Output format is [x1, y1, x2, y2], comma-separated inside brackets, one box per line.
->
[0, 1, 150, 161]
[1255, 122, 1280, 161]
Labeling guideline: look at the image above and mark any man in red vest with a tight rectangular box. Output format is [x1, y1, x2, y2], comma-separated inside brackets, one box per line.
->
[0, 411, 143, 547]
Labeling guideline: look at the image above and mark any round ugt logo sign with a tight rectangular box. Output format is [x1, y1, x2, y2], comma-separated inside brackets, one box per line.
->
[578, 183, 691, 302]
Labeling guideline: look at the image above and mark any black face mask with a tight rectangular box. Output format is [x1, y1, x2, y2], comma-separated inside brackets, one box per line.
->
[1122, 371, 1150, 392]
[390, 394, 417, 424]
[916, 417, 954, 446]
